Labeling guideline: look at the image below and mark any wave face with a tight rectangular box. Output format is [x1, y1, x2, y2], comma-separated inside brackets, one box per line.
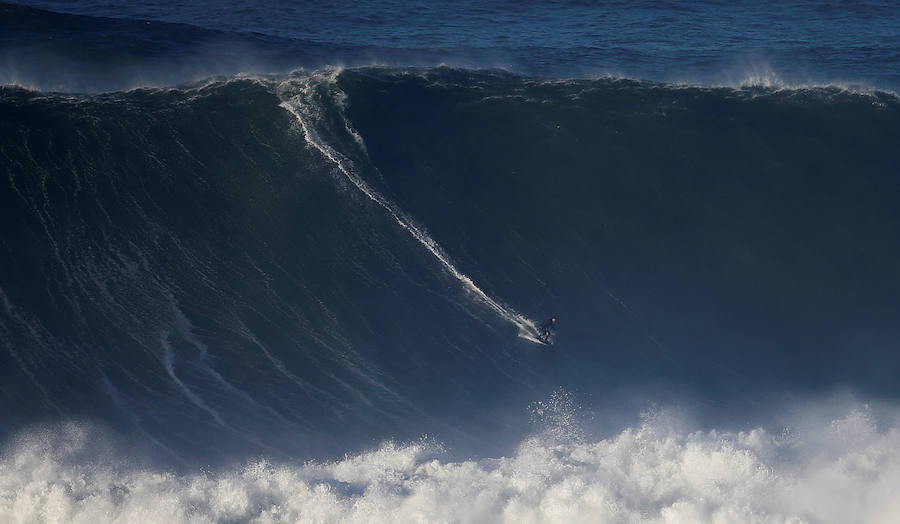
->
[0, 73, 555, 463]
[331, 68, 900, 400]
[3, 68, 900, 467]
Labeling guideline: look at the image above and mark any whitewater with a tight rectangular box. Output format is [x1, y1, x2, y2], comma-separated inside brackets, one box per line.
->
[3, 399, 900, 523]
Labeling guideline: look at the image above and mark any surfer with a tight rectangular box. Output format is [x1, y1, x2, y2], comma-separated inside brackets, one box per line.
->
[537, 316, 557, 344]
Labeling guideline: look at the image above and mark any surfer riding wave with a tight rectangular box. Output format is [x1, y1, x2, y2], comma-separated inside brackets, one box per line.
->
[537, 316, 557, 344]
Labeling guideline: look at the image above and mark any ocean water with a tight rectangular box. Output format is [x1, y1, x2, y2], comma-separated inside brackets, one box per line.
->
[2, 1, 900, 522]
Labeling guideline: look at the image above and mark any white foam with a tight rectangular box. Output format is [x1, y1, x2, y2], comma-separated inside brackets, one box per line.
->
[662, 61, 897, 97]
[3, 403, 900, 524]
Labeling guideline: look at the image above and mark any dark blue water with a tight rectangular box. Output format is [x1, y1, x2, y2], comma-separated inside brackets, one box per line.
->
[2, 2, 899, 521]
[4, 1, 900, 91]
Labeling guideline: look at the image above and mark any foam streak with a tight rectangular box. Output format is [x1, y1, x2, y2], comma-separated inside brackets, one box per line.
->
[277, 77, 539, 339]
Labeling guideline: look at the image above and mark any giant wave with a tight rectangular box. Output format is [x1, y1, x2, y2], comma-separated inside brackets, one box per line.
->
[2, 65, 900, 522]
[3, 66, 900, 461]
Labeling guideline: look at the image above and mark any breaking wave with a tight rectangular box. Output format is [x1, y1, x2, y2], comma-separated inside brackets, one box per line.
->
[3, 401, 899, 523]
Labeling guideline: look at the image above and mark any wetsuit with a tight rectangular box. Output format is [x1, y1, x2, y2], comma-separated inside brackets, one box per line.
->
[538, 318, 557, 342]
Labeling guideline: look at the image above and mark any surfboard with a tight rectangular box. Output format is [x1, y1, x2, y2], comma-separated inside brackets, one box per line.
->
[519, 333, 553, 346]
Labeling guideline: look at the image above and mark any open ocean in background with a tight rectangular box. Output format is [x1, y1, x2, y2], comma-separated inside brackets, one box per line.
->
[2, 1, 900, 522]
